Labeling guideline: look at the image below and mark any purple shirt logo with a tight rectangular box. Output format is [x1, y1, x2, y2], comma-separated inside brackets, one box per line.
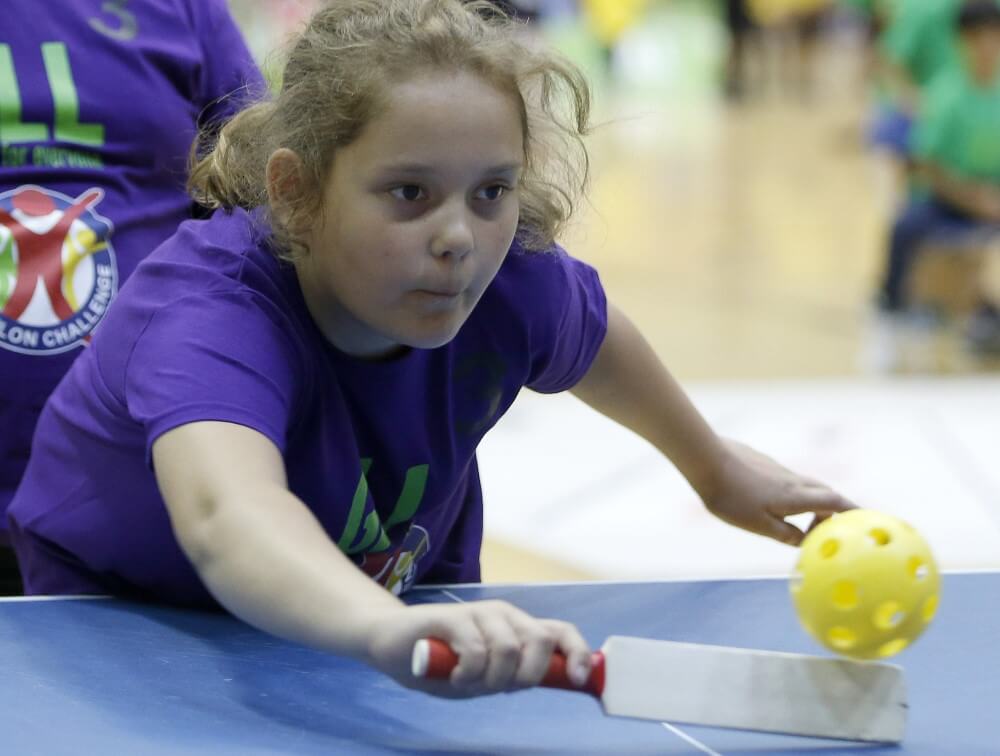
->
[0, 185, 118, 355]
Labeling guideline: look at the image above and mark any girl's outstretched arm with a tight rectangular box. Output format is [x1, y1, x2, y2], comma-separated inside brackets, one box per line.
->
[152, 421, 592, 695]
[570, 303, 853, 545]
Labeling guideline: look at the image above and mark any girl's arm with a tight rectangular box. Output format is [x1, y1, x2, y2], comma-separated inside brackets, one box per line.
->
[153, 421, 592, 694]
[570, 303, 853, 545]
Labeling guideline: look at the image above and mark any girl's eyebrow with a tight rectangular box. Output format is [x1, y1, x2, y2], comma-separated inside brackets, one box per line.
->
[484, 162, 524, 176]
[374, 161, 523, 177]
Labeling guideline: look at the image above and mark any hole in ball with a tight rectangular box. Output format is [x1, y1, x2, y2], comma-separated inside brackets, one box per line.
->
[827, 627, 857, 649]
[831, 581, 859, 610]
[874, 601, 905, 630]
[819, 539, 839, 559]
[923, 594, 939, 623]
[909, 557, 929, 580]
[867, 528, 891, 547]
[878, 638, 909, 658]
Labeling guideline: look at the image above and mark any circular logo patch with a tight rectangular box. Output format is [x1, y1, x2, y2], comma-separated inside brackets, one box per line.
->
[0, 185, 118, 355]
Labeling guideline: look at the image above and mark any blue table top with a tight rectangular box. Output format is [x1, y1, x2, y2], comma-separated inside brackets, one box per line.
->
[0, 572, 995, 754]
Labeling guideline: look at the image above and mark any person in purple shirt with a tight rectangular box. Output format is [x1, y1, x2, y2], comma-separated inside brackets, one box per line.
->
[0, 1, 264, 592]
[9, 0, 853, 697]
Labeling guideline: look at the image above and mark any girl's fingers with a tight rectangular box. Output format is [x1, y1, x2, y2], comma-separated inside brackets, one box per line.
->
[804, 512, 831, 535]
[508, 618, 558, 688]
[450, 604, 592, 693]
[763, 515, 806, 546]
[544, 620, 593, 687]
[762, 489, 853, 546]
[470, 602, 542, 691]
[771, 487, 855, 517]
[425, 614, 488, 688]
[504, 615, 591, 689]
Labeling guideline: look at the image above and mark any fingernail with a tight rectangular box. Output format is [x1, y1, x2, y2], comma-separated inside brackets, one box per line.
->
[570, 660, 590, 686]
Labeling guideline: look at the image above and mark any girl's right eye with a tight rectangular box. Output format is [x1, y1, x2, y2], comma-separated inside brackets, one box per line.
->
[389, 185, 427, 202]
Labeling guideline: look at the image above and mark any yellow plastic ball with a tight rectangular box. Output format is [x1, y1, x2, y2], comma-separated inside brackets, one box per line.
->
[790, 509, 940, 660]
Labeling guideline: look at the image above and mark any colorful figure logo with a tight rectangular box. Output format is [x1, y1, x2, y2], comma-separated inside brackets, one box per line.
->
[0, 185, 117, 355]
[361, 524, 430, 596]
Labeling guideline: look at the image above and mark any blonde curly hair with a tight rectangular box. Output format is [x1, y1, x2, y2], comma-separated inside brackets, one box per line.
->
[189, 0, 592, 258]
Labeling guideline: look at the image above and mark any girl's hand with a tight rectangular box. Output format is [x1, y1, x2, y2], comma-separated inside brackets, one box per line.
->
[699, 439, 855, 547]
[364, 601, 592, 698]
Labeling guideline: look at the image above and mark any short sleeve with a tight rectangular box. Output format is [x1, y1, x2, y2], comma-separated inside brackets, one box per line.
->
[190, 0, 267, 127]
[523, 250, 608, 394]
[123, 290, 303, 460]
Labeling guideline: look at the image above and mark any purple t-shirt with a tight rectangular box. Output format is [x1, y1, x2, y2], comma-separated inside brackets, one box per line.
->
[0, 0, 264, 530]
[7, 208, 607, 604]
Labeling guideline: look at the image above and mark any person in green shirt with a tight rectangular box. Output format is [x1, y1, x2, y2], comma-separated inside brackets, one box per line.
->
[877, 0, 1000, 349]
[881, 0, 963, 105]
[865, 0, 958, 186]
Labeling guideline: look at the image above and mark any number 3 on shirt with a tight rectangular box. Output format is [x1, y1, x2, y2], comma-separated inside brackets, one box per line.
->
[89, 1, 139, 42]
[0, 43, 104, 147]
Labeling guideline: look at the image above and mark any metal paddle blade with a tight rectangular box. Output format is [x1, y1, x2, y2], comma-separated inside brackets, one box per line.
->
[599, 636, 907, 743]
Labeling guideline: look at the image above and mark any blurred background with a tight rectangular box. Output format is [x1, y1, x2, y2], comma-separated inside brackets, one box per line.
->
[227, 0, 1000, 582]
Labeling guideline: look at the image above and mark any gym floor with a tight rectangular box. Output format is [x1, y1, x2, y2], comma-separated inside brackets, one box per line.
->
[477, 2, 1000, 582]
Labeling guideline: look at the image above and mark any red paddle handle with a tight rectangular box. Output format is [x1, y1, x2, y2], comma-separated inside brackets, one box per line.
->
[412, 638, 606, 697]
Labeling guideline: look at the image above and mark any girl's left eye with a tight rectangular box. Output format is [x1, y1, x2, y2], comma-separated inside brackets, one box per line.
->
[389, 185, 426, 202]
[475, 184, 509, 202]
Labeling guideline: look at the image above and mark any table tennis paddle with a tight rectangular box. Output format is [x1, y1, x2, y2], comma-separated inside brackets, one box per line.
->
[412, 636, 906, 743]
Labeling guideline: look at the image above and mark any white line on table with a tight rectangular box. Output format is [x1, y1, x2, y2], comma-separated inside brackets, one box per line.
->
[438, 586, 724, 755]
[662, 723, 723, 756]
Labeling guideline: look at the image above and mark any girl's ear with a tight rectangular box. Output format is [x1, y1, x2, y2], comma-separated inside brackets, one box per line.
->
[265, 148, 306, 222]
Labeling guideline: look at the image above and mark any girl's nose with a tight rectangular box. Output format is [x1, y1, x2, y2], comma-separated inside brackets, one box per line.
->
[430, 208, 474, 260]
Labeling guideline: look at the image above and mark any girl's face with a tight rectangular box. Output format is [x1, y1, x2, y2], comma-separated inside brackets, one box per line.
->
[295, 71, 524, 358]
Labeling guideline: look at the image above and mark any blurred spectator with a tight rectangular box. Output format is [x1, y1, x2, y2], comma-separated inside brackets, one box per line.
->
[724, 0, 759, 99]
[0, 0, 262, 593]
[874, 0, 1000, 359]
[739, 0, 835, 100]
[867, 0, 962, 191]
[881, 0, 963, 111]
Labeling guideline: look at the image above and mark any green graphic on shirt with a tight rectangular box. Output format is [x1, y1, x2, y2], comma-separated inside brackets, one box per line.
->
[0, 46, 46, 146]
[0, 232, 14, 308]
[42, 44, 104, 148]
[338, 458, 374, 553]
[0, 43, 104, 148]
[338, 459, 430, 556]
[385, 465, 429, 529]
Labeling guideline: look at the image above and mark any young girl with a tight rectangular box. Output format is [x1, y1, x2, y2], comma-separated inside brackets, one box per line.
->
[8, 0, 851, 697]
